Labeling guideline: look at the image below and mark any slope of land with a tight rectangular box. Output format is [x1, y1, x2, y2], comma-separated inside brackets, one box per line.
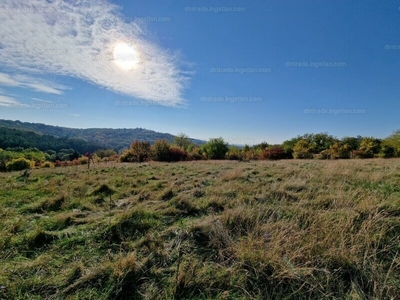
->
[0, 127, 105, 153]
[0, 119, 205, 151]
[1, 159, 400, 299]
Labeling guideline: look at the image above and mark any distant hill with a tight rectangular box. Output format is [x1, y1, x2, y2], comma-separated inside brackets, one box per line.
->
[0, 127, 104, 153]
[0, 119, 205, 151]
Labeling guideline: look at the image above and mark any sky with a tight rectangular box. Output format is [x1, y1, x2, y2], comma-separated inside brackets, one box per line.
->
[0, 0, 399, 145]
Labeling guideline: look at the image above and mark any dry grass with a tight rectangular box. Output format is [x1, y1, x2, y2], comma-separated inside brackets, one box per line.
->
[1, 159, 400, 299]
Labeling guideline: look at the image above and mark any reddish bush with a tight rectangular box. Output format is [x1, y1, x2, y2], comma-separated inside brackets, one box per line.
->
[261, 146, 287, 160]
[169, 147, 188, 162]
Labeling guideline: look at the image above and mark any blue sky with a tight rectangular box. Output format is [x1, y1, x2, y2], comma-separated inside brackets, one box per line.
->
[0, 0, 399, 145]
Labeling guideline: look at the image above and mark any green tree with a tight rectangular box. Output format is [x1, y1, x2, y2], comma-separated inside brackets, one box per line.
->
[202, 138, 229, 160]
[151, 139, 171, 162]
[310, 133, 337, 153]
[174, 133, 191, 152]
[341, 136, 363, 151]
[282, 137, 302, 158]
[381, 130, 400, 157]
[95, 149, 117, 159]
[253, 142, 269, 151]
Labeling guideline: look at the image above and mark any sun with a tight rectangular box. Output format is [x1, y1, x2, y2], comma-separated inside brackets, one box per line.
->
[113, 42, 139, 70]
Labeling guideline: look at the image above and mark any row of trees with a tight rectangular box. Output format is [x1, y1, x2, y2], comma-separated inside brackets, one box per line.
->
[283, 132, 400, 159]
[120, 135, 229, 162]
[120, 130, 400, 163]
[2, 130, 400, 171]
[0, 147, 119, 172]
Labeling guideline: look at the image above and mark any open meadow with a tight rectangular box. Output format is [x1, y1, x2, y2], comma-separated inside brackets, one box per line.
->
[1, 159, 400, 299]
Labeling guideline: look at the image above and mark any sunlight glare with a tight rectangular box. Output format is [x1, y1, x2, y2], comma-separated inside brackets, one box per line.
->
[113, 42, 139, 70]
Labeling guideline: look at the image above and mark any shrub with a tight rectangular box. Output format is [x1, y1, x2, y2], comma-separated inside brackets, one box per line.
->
[329, 142, 351, 159]
[108, 154, 120, 161]
[201, 138, 229, 160]
[187, 146, 203, 160]
[120, 141, 151, 162]
[226, 147, 243, 160]
[78, 156, 89, 165]
[359, 138, 381, 158]
[40, 161, 55, 168]
[6, 158, 34, 171]
[379, 144, 396, 158]
[243, 148, 260, 161]
[169, 147, 188, 162]
[174, 133, 191, 152]
[261, 146, 287, 160]
[293, 140, 313, 159]
[95, 149, 117, 159]
[317, 149, 331, 159]
[351, 150, 368, 159]
[151, 139, 171, 162]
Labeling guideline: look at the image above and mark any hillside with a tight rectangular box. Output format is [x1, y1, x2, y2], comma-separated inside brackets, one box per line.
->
[0, 127, 105, 154]
[0, 119, 205, 151]
[1, 159, 400, 299]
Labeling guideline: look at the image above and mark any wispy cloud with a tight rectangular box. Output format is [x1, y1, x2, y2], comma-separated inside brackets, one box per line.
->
[31, 97, 53, 103]
[0, 0, 189, 105]
[0, 72, 68, 95]
[69, 113, 80, 117]
[0, 95, 23, 107]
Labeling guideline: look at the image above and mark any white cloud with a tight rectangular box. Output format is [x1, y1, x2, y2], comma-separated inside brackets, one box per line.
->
[31, 97, 53, 103]
[0, 72, 68, 95]
[0, 95, 24, 107]
[69, 113, 80, 117]
[0, 0, 189, 106]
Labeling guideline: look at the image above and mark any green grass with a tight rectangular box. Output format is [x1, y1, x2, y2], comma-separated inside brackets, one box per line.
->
[1, 159, 400, 299]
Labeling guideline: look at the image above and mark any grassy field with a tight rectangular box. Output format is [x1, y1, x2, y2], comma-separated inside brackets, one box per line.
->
[1, 159, 400, 299]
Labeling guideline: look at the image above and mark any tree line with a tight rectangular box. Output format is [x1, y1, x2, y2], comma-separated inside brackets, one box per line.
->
[1, 130, 399, 172]
[120, 130, 400, 163]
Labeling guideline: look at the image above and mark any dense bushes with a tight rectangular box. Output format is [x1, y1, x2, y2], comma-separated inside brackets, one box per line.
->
[6, 158, 34, 171]
[169, 147, 188, 161]
[151, 139, 171, 162]
[226, 147, 243, 160]
[151, 140, 188, 162]
[3, 129, 399, 170]
[261, 146, 287, 160]
[293, 140, 313, 159]
[201, 138, 229, 160]
[120, 141, 151, 162]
